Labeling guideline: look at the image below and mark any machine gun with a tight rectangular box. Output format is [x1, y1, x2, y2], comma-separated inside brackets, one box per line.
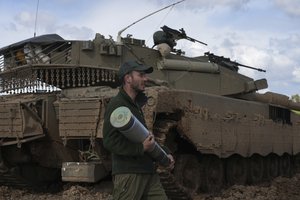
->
[161, 25, 208, 47]
[204, 52, 266, 72]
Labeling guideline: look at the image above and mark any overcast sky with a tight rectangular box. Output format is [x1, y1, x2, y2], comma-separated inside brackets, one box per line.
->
[0, 0, 299, 97]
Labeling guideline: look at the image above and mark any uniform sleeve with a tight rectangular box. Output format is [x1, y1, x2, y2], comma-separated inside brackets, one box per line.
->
[102, 101, 144, 156]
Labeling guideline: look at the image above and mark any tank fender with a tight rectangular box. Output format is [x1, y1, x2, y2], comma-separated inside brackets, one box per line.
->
[239, 92, 300, 111]
[152, 88, 294, 158]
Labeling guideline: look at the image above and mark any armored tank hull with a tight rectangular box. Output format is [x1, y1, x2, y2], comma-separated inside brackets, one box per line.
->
[0, 28, 300, 199]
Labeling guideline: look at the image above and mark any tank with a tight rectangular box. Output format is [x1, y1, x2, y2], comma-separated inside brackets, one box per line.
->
[0, 25, 300, 199]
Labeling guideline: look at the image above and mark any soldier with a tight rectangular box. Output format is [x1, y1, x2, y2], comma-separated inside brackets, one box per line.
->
[103, 60, 174, 200]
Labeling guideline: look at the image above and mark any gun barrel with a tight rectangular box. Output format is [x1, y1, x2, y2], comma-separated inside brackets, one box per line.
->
[205, 52, 266, 72]
[161, 25, 207, 46]
[186, 36, 207, 46]
[238, 63, 266, 72]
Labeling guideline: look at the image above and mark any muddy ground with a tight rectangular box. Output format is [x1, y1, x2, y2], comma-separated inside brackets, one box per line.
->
[1, 174, 300, 200]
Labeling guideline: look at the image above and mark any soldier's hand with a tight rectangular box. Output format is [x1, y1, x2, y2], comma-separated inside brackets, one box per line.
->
[143, 134, 155, 152]
[167, 154, 175, 170]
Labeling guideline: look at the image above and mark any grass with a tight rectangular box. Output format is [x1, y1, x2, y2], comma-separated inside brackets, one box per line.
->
[292, 110, 300, 115]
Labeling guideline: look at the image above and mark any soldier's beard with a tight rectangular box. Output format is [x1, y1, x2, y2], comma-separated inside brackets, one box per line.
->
[132, 84, 143, 93]
[131, 81, 144, 94]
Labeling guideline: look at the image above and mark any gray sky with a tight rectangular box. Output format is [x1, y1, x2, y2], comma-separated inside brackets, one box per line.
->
[0, 0, 299, 96]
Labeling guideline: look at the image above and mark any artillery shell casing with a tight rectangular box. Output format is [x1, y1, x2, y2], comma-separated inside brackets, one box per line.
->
[110, 106, 170, 166]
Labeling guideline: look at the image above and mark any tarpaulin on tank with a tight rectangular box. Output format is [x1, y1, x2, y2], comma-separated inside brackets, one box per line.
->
[0, 34, 65, 53]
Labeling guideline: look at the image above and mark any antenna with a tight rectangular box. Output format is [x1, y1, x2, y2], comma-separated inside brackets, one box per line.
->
[116, 0, 185, 44]
[34, 0, 40, 37]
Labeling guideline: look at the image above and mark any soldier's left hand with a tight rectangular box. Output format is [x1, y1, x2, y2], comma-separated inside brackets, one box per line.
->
[167, 154, 175, 170]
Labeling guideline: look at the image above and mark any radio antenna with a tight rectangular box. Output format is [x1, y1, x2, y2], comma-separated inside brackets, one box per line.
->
[116, 0, 185, 44]
[34, 0, 40, 37]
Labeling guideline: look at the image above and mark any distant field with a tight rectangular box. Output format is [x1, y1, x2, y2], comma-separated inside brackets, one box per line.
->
[293, 110, 300, 115]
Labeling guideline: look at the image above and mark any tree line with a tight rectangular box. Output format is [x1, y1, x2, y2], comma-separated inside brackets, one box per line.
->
[291, 94, 300, 103]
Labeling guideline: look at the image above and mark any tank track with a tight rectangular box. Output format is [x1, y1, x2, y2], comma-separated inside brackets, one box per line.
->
[0, 168, 30, 188]
[0, 163, 62, 191]
[154, 119, 193, 200]
[157, 169, 192, 200]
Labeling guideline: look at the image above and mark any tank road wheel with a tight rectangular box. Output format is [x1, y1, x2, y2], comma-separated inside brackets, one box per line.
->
[265, 154, 279, 180]
[203, 155, 224, 193]
[279, 153, 291, 177]
[294, 153, 300, 172]
[248, 154, 263, 184]
[13, 164, 61, 184]
[173, 154, 201, 194]
[225, 155, 248, 186]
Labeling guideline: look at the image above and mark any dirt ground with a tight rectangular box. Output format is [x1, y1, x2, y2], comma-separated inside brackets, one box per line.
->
[1, 174, 300, 200]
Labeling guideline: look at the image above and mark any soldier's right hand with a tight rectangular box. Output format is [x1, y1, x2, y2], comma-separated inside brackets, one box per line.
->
[143, 134, 155, 152]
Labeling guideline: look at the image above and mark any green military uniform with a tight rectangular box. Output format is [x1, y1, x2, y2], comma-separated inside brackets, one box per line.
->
[103, 88, 167, 200]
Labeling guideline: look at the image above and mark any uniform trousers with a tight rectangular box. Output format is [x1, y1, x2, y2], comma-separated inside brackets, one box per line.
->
[112, 173, 168, 200]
